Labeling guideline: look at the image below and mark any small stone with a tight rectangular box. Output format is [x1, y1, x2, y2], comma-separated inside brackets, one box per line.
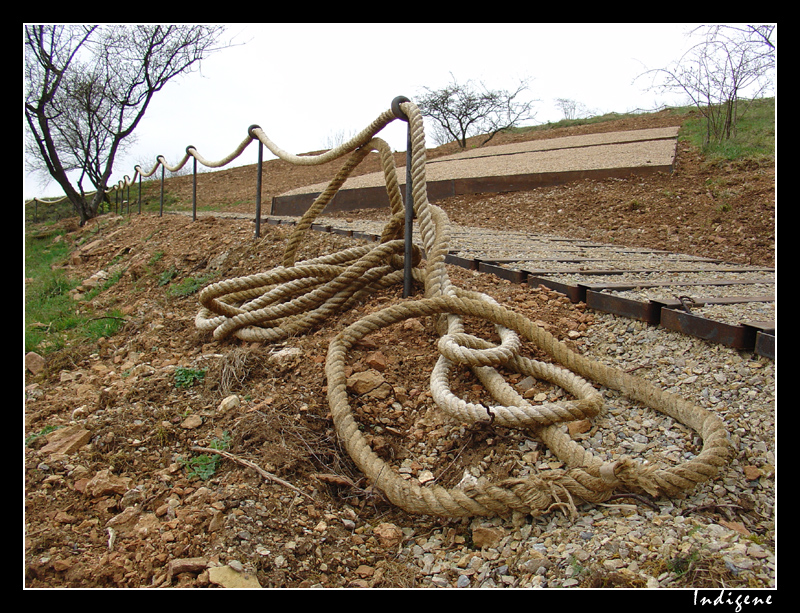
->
[168, 557, 208, 578]
[39, 425, 92, 456]
[365, 351, 388, 371]
[743, 465, 762, 480]
[418, 470, 435, 484]
[26, 351, 46, 374]
[218, 395, 240, 412]
[84, 469, 132, 497]
[207, 565, 261, 588]
[471, 526, 504, 549]
[105, 506, 141, 531]
[568, 419, 592, 438]
[180, 414, 203, 429]
[355, 565, 374, 578]
[516, 376, 537, 391]
[269, 347, 302, 364]
[374, 522, 404, 548]
[346, 369, 387, 396]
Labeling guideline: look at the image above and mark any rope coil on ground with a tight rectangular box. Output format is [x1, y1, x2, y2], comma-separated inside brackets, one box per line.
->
[195, 100, 732, 518]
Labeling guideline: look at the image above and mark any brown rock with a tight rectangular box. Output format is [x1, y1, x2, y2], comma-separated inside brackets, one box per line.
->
[207, 565, 261, 588]
[567, 419, 592, 438]
[54, 511, 77, 524]
[40, 425, 92, 456]
[25, 351, 46, 375]
[168, 557, 209, 578]
[365, 351, 388, 371]
[743, 465, 763, 481]
[180, 414, 203, 429]
[355, 564, 375, 577]
[84, 469, 132, 497]
[374, 522, 404, 548]
[105, 506, 142, 532]
[346, 369, 386, 395]
[472, 526, 505, 549]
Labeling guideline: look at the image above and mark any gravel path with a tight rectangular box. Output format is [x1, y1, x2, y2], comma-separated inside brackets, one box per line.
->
[394, 310, 775, 588]
[279, 127, 680, 197]
[261, 214, 774, 358]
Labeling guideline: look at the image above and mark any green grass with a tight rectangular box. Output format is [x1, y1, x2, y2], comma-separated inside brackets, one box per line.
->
[166, 274, 214, 297]
[182, 431, 231, 480]
[508, 97, 774, 164]
[24, 230, 124, 357]
[679, 97, 775, 160]
[174, 367, 206, 389]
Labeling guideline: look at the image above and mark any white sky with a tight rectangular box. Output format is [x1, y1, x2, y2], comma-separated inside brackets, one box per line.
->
[24, 22, 710, 201]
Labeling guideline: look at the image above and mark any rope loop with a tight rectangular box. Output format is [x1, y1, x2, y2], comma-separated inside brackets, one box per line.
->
[437, 330, 520, 367]
[195, 99, 733, 518]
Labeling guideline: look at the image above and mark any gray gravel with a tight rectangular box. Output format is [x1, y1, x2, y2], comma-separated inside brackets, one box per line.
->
[391, 312, 775, 588]
[292, 215, 774, 336]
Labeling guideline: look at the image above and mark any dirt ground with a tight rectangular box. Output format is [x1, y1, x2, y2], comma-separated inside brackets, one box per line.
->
[24, 110, 775, 588]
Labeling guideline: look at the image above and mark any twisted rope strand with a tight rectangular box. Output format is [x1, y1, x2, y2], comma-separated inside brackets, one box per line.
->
[195, 101, 732, 518]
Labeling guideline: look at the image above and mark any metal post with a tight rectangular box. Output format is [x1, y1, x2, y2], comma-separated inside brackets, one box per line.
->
[159, 161, 165, 217]
[392, 96, 414, 298]
[138, 172, 142, 214]
[189, 147, 197, 222]
[250, 125, 263, 239]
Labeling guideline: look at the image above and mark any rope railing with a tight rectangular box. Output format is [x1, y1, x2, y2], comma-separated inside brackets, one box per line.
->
[26, 126, 266, 226]
[26, 102, 400, 229]
[192, 98, 733, 519]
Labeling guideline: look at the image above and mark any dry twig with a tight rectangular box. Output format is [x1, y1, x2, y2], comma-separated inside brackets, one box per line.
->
[190, 445, 314, 501]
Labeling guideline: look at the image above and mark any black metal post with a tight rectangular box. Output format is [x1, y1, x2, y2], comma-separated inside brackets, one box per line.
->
[255, 141, 263, 238]
[391, 96, 414, 298]
[250, 125, 263, 239]
[159, 162, 165, 217]
[191, 148, 197, 222]
[138, 173, 142, 214]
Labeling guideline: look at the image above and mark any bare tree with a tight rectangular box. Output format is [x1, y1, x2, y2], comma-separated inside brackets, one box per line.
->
[24, 25, 230, 224]
[554, 98, 590, 121]
[638, 24, 775, 145]
[322, 128, 358, 150]
[417, 74, 536, 149]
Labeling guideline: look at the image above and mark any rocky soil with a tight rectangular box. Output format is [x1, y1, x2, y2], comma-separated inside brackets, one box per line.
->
[24, 110, 775, 589]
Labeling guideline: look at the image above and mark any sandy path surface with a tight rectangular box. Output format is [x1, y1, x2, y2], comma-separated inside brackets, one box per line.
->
[280, 127, 679, 196]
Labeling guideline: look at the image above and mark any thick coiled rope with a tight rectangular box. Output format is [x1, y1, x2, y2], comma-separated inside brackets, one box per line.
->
[195, 101, 732, 518]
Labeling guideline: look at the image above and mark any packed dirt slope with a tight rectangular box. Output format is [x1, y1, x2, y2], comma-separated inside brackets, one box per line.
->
[24, 109, 775, 589]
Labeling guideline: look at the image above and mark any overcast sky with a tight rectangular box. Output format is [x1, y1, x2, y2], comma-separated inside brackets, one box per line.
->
[24, 22, 712, 201]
